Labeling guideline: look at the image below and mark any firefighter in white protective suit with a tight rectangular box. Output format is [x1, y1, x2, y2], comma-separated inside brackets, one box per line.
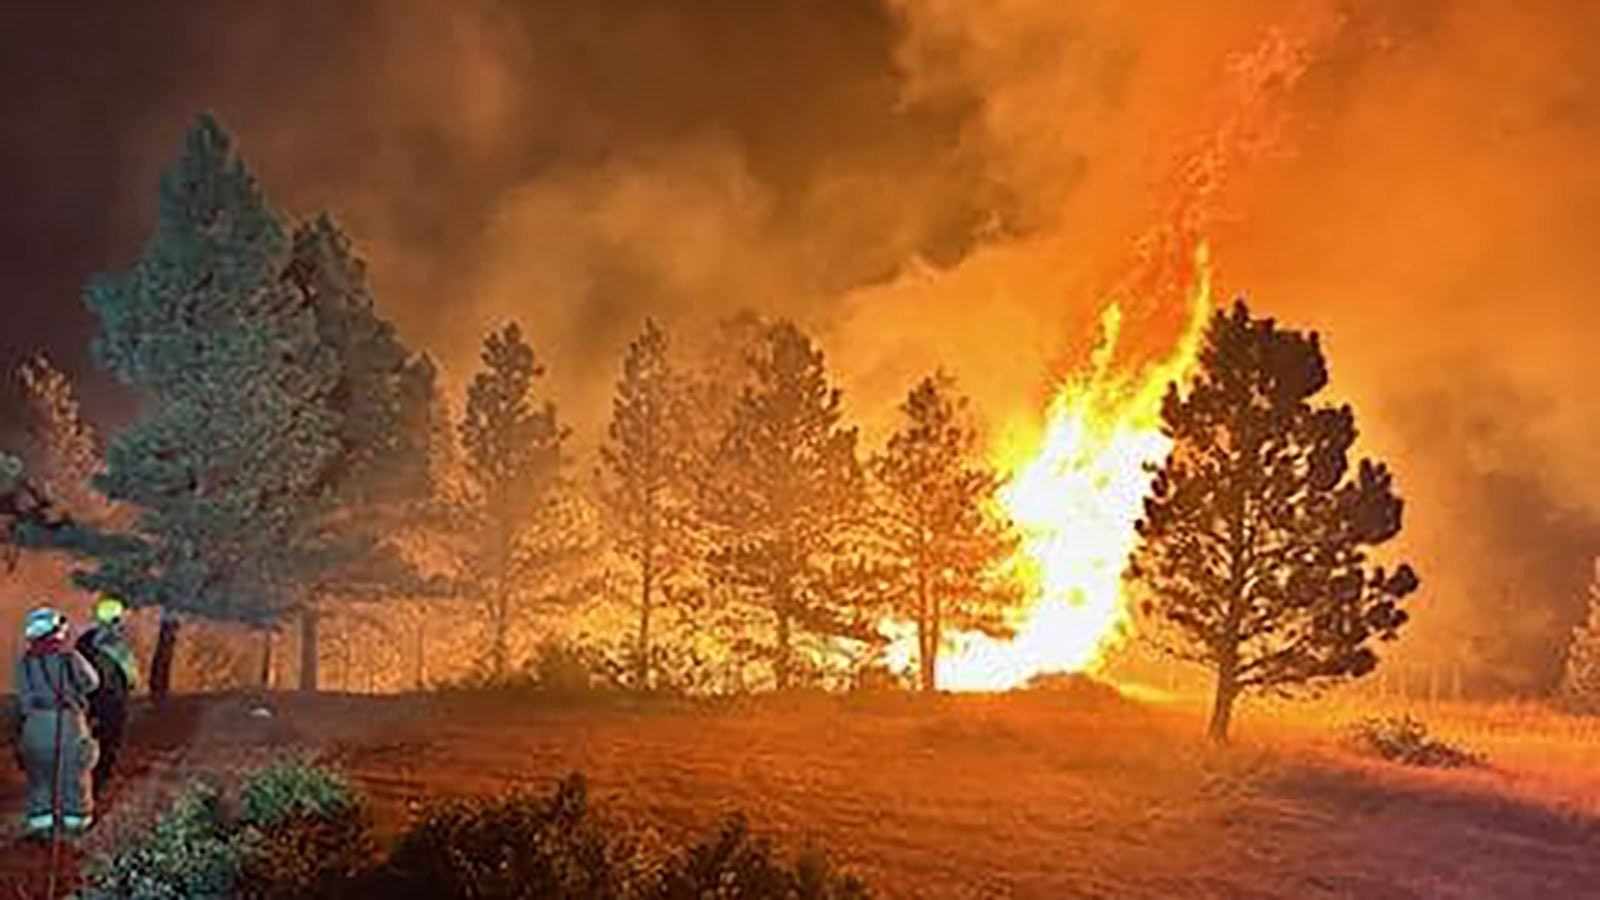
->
[13, 606, 99, 837]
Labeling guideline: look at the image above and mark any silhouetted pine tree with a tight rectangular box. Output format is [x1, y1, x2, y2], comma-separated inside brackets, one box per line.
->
[599, 319, 698, 690]
[70, 115, 431, 697]
[1130, 300, 1418, 741]
[74, 114, 340, 696]
[871, 374, 1024, 692]
[275, 214, 437, 690]
[703, 320, 874, 690]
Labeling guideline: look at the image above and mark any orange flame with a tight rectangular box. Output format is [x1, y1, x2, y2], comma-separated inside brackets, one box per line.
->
[919, 244, 1212, 691]
[881, 3, 1341, 690]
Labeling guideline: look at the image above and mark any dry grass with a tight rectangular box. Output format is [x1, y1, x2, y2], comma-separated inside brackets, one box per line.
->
[2, 689, 1597, 898]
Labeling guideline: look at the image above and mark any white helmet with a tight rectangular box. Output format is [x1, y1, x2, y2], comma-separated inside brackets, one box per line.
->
[23, 606, 66, 641]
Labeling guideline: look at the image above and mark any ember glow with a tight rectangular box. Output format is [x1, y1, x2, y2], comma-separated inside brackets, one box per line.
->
[899, 245, 1213, 691]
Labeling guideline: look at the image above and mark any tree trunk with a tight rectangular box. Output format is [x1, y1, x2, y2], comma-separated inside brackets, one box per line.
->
[491, 581, 509, 680]
[638, 545, 654, 692]
[918, 627, 935, 694]
[917, 570, 936, 693]
[775, 608, 792, 691]
[489, 509, 513, 680]
[413, 610, 427, 691]
[299, 606, 320, 692]
[259, 629, 275, 690]
[148, 608, 181, 702]
[1208, 662, 1238, 743]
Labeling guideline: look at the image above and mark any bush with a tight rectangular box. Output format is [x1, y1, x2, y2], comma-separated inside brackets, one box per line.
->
[239, 762, 361, 827]
[82, 785, 242, 900]
[88, 766, 875, 899]
[375, 773, 650, 898]
[373, 775, 873, 900]
[81, 763, 374, 900]
[236, 765, 375, 899]
[659, 815, 872, 900]
[532, 639, 610, 694]
[434, 639, 617, 696]
[1345, 715, 1487, 769]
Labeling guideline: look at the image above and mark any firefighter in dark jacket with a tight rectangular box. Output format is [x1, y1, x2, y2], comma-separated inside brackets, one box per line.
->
[76, 596, 138, 794]
[14, 606, 99, 837]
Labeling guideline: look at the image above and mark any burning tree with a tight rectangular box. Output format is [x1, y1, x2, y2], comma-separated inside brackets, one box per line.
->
[1560, 559, 1600, 709]
[599, 318, 699, 690]
[871, 373, 1024, 692]
[1130, 300, 1418, 742]
[456, 322, 582, 680]
[704, 320, 874, 689]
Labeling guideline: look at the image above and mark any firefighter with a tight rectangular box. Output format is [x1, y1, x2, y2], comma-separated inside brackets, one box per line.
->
[76, 596, 138, 794]
[13, 606, 99, 837]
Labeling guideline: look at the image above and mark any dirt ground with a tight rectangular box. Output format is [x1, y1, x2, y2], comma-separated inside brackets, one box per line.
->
[0, 687, 1596, 898]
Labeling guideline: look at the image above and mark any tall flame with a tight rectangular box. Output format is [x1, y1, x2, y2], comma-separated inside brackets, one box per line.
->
[881, 2, 1340, 690]
[924, 244, 1213, 691]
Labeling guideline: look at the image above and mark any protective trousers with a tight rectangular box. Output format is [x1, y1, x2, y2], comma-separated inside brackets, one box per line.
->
[20, 708, 97, 834]
[89, 696, 126, 793]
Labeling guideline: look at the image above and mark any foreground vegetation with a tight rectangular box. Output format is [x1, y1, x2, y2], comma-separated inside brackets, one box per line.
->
[84, 762, 870, 899]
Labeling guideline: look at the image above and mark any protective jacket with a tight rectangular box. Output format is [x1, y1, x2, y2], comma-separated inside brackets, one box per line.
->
[76, 624, 137, 791]
[14, 637, 99, 833]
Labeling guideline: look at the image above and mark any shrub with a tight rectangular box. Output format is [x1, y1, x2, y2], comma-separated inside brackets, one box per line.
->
[88, 766, 875, 899]
[657, 815, 872, 900]
[1345, 715, 1487, 769]
[532, 639, 608, 694]
[376, 773, 651, 898]
[239, 762, 360, 827]
[82, 785, 242, 900]
[81, 763, 374, 900]
[235, 764, 375, 899]
[434, 639, 617, 696]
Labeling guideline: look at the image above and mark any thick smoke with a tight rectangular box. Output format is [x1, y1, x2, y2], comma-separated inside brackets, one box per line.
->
[860, 0, 1600, 693]
[3, 0, 1595, 691]
[1, 0, 989, 439]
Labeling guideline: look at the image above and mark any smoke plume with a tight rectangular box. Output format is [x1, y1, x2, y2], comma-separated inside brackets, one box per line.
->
[3, 0, 1596, 690]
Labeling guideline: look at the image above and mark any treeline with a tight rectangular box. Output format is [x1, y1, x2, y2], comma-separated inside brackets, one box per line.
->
[5, 114, 1463, 741]
[19, 115, 1023, 699]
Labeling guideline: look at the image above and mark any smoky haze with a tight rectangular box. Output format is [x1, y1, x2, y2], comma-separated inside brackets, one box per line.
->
[0, 0, 1595, 693]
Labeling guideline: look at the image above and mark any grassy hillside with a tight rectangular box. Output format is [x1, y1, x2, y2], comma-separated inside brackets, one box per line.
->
[2, 689, 1597, 897]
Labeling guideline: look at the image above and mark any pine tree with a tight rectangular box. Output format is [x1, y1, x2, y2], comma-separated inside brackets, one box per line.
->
[68, 115, 432, 697]
[74, 114, 342, 696]
[1130, 300, 1418, 742]
[704, 320, 874, 690]
[459, 322, 571, 679]
[1560, 559, 1600, 709]
[599, 319, 698, 690]
[273, 214, 437, 690]
[872, 373, 1024, 692]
